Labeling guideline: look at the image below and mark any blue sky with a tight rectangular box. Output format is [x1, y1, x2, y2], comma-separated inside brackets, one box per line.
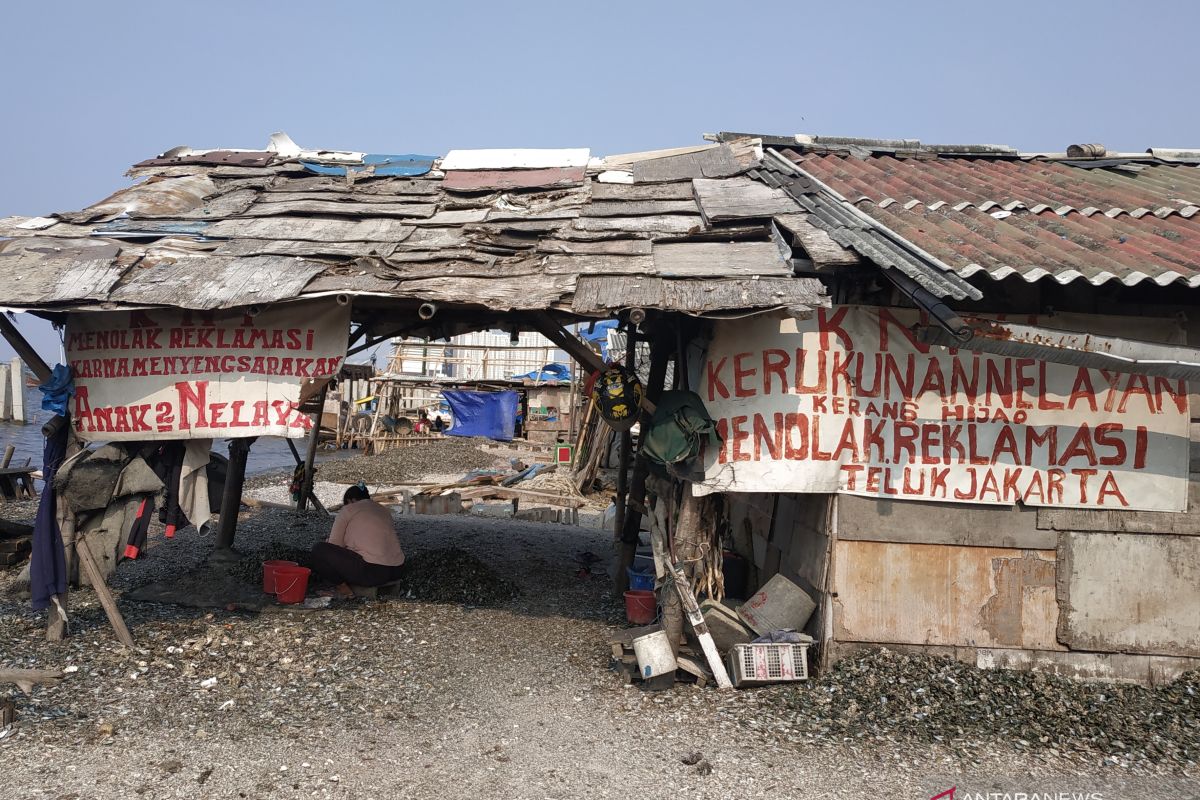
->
[1, 0, 1197, 362]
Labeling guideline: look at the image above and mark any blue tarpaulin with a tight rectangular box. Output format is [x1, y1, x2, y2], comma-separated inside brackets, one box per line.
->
[301, 154, 437, 177]
[443, 390, 518, 442]
[512, 363, 570, 382]
[579, 320, 618, 359]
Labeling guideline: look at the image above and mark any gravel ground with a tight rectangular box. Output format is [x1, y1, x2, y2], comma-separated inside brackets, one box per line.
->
[0, 500, 1196, 797]
[314, 438, 505, 486]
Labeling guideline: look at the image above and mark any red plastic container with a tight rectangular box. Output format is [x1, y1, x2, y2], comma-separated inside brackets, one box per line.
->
[273, 566, 311, 604]
[262, 560, 298, 594]
[624, 589, 657, 624]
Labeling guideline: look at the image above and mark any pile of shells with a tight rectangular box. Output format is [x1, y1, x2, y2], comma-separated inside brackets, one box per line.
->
[394, 548, 519, 607]
[779, 648, 1199, 765]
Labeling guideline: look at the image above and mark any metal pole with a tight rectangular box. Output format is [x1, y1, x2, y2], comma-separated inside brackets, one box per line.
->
[214, 438, 253, 551]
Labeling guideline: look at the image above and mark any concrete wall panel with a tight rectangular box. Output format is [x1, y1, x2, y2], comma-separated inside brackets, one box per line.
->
[1057, 532, 1200, 658]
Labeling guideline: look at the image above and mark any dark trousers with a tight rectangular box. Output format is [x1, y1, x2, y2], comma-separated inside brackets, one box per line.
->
[310, 542, 404, 587]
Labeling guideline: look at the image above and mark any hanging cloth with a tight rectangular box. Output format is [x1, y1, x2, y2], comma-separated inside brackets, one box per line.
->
[178, 439, 212, 530]
[30, 418, 69, 611]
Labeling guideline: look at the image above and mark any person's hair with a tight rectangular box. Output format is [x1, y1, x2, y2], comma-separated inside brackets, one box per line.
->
[343, 483, 370, 504]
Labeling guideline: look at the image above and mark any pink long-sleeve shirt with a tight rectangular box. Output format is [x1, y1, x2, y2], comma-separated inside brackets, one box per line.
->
[328, 500, 405, 567]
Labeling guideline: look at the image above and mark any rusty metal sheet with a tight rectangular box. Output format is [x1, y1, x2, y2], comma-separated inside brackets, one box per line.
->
[107, 254, 327, 309]
[134, 150, 275, 168]
[57, 174, 218, 224]
[442, 167, 585, 192]
[832, 540, 1061, 651]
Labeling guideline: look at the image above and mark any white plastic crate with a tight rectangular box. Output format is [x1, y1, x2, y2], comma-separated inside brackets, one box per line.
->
[728, 642, 809, 687]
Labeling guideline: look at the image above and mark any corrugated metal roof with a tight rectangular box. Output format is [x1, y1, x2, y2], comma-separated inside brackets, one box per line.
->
[774, 143, 1200, 288]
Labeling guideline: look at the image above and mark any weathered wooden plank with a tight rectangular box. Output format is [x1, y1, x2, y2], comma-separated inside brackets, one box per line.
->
[692, 177, 798, 223]
[381, 260, 534, 279]
[543, 254, 655, 276]
[536, 239, 654, 256]
[263, 175, 441, 195]
[658, 277, 825, 312]
[109, 255, 328, 309]
[838, 495, 1054, 549]
[632, 144, 747, 183]
[601, 144, 721, 169]
[302, 273, 400, 295]
[256, 191, 438, 205]
[773, 213, 861, 266]
[443, 167, 586, 191]
[1038, 479, 1200, 535]
[555, 228, 655, 242]
[408, 209, 490, 226]
[571, 275, 665, 312]
[440, 148, 590, 171]
[589, 181, 697, 201]
[391, 273, 577, 311]
[581, 200, 698, 217]
[572, 216, 703, 235]
[651, 241, 791, 277]
[205, 217, 415, 242]
[382, 248, 495, 264]
[0, 251, 126, 305]
[213, 238, 400, 259]
[242, 199, 438, 219]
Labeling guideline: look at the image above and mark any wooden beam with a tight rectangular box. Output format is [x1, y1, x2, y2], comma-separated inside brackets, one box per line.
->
[0, 314, 51, 383]
[0, 668, 63, 694]
[297, 383, 328, 512]
[76, 534, 135, 648]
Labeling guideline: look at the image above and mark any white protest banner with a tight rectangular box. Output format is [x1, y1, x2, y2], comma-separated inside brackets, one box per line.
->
[66, 299, 351, 441]
[696, 307, 1190, 511]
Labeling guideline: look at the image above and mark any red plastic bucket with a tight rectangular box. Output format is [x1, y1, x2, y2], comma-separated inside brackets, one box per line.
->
[273, 566, 311, 604]
[262, 560, 298, 594]
[624, 589, 657, 624]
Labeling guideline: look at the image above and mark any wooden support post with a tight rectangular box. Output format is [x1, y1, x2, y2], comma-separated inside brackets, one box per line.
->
[297, 385, 326, 512]
[215, 438, 253, 551]
[46, 514, 74, 642]
[1, 444, 13, 468]
[614, 328, 636, 553]
[669, 560, 732, 689]
[0, 314, 51, 383]
[616, 334, 672, 591]
[76, 534, 135, 648]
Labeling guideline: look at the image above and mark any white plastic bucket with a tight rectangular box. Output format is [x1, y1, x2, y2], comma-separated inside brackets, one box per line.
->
[632, 630, 677, 679]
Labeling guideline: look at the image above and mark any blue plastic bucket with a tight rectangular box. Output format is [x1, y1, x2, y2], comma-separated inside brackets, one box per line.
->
[627, 567, 655, 591]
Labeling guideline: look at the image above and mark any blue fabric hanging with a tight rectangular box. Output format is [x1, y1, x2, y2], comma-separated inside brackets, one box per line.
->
[39, 364, 75, 416]
[30, 417, 69, 611]
[443, 390, 518, 442]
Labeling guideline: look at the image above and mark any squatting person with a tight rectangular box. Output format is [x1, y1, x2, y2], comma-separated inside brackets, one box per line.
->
[310, 483, 405, 597]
